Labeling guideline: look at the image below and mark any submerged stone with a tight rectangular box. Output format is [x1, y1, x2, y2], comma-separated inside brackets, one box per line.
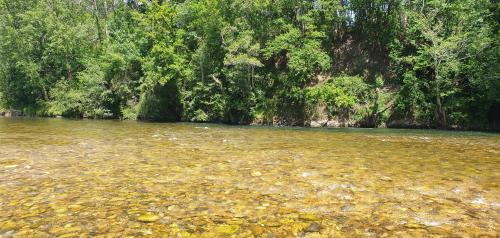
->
[304, 222, 321, 232]
[0, 221, 18, 230]
[249, 224, 264, 235]
[214, 224, 240, 234]
[48, 226, 81, 235]
[138, 214, 160, 222]
[251, 171, 262, 177]
[59, 233, 80, 238]
[380, 176, 393, 182]
[299, 213, 320, 221]
[0, 119, 498, 237]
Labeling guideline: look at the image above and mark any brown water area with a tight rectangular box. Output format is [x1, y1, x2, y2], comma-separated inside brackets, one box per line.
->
[0, 117, 499, 237]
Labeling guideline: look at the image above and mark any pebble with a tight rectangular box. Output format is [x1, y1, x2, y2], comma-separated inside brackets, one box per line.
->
[384, 225, 396, 231]
[299, 213, 320, 221]
[251, 171, 262, 177]
[138, 214, 160, 222]
[214, 224, 239, 234]
[304, 222, 321, 232]
[380, 176, 393, 182]
[249, 224, 264, 235]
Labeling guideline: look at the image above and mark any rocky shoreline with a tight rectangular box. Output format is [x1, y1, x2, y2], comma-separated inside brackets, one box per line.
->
[1, 109, 497, 131]
[0, 109, 23, 117]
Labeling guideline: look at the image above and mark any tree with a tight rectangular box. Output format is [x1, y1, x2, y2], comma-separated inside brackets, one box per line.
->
[392, 0, 495, 128]
[221, 19, 263, 123]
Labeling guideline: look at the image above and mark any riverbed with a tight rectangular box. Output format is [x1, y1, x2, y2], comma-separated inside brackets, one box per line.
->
[0, 117, 498, 237]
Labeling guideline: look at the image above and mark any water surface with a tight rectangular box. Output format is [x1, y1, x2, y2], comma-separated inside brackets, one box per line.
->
[0, 118, 499, 237]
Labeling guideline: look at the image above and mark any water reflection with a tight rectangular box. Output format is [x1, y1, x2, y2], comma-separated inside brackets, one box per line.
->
[0, 118, 499, 237]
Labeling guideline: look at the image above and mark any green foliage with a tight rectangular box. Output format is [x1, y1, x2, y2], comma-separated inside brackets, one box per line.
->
[389, 0, 498, 128]
[264, 25, 331, 85]
[0, 0, 94, 109]
[179, 0, 225, 122]
[120, 106, 138, 120]
[0, 0, 498, 129]
[48, 64, 113, 118]
[137, 82, 182, 122]
[305, 75, 369, 117]
[141, 1, 187, 90]
[221, 20, 263, 124]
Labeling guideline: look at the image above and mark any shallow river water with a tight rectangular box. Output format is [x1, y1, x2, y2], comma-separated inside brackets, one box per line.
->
[0, 117, 499, 237]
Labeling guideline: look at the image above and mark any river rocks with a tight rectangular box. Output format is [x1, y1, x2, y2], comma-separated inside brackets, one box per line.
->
[309, 120, 327, 128]
[1, 120, 498, 237]
[251, 171, 262, 177]
[380, 176, 393, 182]
[307, 117, 359, 128]
[299, 213, 320, 221]
[404, 222, 423, 229]
[0, 110, 23, 117]
[48, 225, 81, 235]
[58, 232, 80, 238]
[249, 224, 264, 235]
[386, 119, 426, 129]
[167, 205, 177, 211]
[0, 221, 17, 232]
[67, 204, 82, 211]
[95, 223, 110, 233]
[304, 222, 321, 232]
[383, 225, 396, 231]
[296, 222, 322, 237]
[0, 230, 15, 238]
[138, 214, 160, 222]
[264, 220, 281, 227]
[213, 224, 239, 235]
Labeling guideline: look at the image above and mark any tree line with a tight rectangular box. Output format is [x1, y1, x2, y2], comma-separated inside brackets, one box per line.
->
[0, 0, 498, 129]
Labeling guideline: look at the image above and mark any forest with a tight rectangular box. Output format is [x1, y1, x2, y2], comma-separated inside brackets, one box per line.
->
[0, 0, 498, 129]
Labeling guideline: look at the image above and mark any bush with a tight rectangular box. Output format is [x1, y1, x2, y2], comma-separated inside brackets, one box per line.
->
[48, 64, 114, 118]
[137, 82, 182, 121]
[120, 106, 138, 120]
[305, 75, 369, 118]
[180, 80, 226, 122]
[0, 92, 5, 111]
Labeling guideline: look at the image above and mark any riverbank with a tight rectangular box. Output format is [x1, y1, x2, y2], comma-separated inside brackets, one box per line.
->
[2, 110, 498, 132]
[0, 109, 23, 117]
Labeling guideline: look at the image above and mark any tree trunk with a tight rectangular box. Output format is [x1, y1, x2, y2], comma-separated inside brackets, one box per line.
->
[93, 0, 103, 43]
[435, 93, 447, 128]
[65, 54, 73, 80]
[41, 85, 49, 101]
[371, 87, 380, 127]
[434, 61, 447, 128]
[200, 52, 204, 83]
[103, 0, 109, 39]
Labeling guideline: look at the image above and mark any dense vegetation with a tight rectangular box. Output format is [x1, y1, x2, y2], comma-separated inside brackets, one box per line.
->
[0, 0, 498, 129]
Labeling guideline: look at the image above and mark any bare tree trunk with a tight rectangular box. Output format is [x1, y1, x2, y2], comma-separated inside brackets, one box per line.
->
[251, 65, 255, 88]
[435, 93, 446, 128]
[65, 54, 73, 80]
[103, 0, 109, 39]
[434, 60, 446, 128]
[93, 0, 103, 43]
[371, 87, 380, 127]
[42, 85, 49, 101]
[200, 53, 204, 83]
[248, 66, 251, 88]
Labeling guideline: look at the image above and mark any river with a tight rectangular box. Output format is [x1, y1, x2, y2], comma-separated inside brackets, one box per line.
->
[0, 117, 498, 237]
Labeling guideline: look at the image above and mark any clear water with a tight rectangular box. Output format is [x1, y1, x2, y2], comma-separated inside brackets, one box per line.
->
[0, 118, 499, 237]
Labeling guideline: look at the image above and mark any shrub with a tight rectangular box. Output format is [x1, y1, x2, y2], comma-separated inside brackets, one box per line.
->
[305, 75, 369, 118]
